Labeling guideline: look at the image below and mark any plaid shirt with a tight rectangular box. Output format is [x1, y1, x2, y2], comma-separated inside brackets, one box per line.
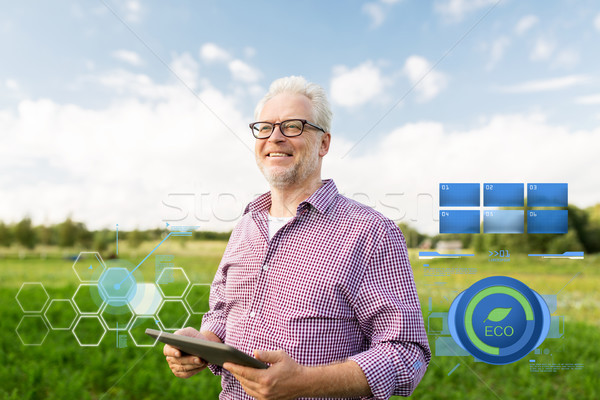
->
[202, 179, 431, 399]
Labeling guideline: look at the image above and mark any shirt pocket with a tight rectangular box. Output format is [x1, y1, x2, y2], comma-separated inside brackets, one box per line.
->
[224, 262, 260, 309]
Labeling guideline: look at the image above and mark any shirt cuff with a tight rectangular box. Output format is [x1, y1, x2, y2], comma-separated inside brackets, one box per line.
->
[348, 344, 399, 400]
[200, 320, 226, 376]
[200, 319, 226, 342]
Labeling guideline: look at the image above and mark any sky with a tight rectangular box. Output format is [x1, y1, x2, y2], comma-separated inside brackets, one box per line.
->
[1, 0, 600, 235]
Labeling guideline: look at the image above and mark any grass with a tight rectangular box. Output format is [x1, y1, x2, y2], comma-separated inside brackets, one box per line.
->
[0, 241, 598, 399]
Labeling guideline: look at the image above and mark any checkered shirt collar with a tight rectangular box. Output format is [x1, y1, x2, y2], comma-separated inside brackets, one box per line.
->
[243, 178, 338, 216]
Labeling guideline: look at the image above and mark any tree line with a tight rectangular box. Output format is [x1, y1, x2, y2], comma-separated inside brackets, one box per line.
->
[400, 203, 600, 254]
[0, 217, 232, 251]
[2, 202, 599, 254]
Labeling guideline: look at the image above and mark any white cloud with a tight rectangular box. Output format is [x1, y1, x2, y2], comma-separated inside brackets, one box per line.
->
[575, 94, 600, 105]
[170, 52, 200, 89]
[200, 43, 231, 63]
[330, 61, 388, 107]
[403, 55, 447, 102]
[324, 113, 600, 235]
[486, 36, 510, 70]
[3, 72, 600, 237]
[552, 49, 580, 69]
[243, 47, 256, 58]
[0, 72, 259, 231]
[531, 38, 555, 61]
[363, 2, 385, 28]
[381, 0, 403, 4]
[112, 49, 143, 67]
[434, 0, 498, 22]
[514, 15, 538, 35]
[498, 75, 591, 93]
[228, 59, 261, 83]
[6, 79, 19, 90]
[125, 0, 142, 22]
[594, 13, 600, 31]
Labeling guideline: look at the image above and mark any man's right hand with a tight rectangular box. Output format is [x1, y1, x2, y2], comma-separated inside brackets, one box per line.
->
[163, 327, 222, 379]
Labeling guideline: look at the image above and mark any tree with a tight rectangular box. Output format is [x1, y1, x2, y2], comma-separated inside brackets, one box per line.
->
[0, 221, 13, 247]
[397, 223, 426, 248]
[128, 228, 144, 249]
[93, 229, 111, 252]
[58, 218, 78, 247]
[15, 217, 37, 249]
[37, 224, 55, 246]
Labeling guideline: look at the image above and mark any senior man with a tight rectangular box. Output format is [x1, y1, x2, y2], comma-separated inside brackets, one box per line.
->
[164, 76, 431, 399]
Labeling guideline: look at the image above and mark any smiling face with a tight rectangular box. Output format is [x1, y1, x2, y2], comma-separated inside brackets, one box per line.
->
[254, 93, 329, 189]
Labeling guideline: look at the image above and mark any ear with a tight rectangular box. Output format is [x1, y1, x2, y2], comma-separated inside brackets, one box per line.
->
[319, 132, 331, 157]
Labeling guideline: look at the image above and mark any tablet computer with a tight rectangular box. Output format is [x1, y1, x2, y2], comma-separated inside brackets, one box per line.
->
[145, 329, 268, 369]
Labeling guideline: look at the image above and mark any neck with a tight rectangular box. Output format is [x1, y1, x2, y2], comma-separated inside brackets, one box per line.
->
[269, 177, 324, 217]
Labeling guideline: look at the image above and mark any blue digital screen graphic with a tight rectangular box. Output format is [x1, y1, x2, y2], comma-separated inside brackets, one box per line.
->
[527, 210, 568, 234]
[439, 183, 480, 207]
[483, 183, 524, 207]
[527, 183, 568, 207]
[483, 210, 524, 234]
[439, 210, 480, 234]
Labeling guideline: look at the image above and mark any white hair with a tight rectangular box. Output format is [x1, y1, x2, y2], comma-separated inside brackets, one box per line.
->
[254, 76, 333, 133]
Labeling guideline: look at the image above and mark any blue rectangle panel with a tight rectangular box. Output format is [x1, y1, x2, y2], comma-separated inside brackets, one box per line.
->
[527, 183, 568, 207]
[440, 210, 480, 234]
[483, 183, 524, 206]
[483, 210, 524, 233]
[527, 210, 568, 234]
[439, 183, 480, 207]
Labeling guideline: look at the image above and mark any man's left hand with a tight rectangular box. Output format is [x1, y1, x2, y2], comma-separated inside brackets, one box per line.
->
[223, 349, 306, 400]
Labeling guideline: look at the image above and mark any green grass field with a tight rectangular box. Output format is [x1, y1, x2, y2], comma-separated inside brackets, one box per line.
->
[1, 241, 598, 399]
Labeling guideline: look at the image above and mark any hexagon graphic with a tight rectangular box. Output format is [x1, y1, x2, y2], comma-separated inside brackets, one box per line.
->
[98, 267, 137, 306]
[101, 301, 135, 331]
[15, 282, 50, 313]
[185, 313, 204, 331]
[128, 316, 162, 347]
[44, 299, 78, 330]
[16, 315, 50, 346]
[129, 283, 163, 315]
[72, 315, 106, 346]
[157, 300, 191, 331]
[72, 284, 104, 314]
[156, 267, 190, 298]
[185, 283, 211, 314]
[72, 252, 106, 282]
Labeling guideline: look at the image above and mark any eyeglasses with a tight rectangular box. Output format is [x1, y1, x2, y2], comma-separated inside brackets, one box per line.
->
[249, 119, 326, 139]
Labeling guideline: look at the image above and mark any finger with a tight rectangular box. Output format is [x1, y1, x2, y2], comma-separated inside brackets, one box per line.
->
[223, 362, 245, 377]
[237, 380, 261, 399]
[174, 327, 200, 337]
[163, 344, 181, 357]
[254, 349, 285, 364]
[173, 369, 201, 379]
[223, 363, 262, 383]
[172, 362, 205, 373]
[227, 370, 261, 396]
[166, 355, 204, 365]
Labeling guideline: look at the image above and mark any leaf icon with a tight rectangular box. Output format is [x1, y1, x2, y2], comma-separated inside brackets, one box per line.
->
[484, 307, 512, 323]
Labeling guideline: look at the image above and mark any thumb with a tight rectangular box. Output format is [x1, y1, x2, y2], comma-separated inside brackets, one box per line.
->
[254, 349, 285, 364]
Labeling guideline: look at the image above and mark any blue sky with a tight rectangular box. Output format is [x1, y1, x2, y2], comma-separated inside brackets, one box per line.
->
[2, 0, 600, 234]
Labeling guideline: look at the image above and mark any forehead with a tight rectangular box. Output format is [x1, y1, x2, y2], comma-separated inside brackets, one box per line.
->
[259, 93, 313, 121]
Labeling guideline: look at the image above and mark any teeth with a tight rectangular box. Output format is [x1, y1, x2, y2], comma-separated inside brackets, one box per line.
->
[269, 153, 291, 157]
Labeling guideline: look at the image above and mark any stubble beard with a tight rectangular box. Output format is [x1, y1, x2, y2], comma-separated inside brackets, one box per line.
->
[256, 146, 320, 189]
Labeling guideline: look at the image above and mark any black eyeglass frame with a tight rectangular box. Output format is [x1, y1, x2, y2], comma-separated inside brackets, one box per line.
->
[249, 119, 326, 139]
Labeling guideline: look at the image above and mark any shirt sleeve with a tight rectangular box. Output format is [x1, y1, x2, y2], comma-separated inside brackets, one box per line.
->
[348, 222, 431, 399]
[200, 242, 231, 376]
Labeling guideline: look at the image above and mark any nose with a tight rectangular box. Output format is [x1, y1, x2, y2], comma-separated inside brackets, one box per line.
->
[268, 124, 286, 142]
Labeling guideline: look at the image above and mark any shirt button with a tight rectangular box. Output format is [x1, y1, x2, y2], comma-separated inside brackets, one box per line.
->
[262, 264, 269, 271]
[249, 311, 256, 318]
